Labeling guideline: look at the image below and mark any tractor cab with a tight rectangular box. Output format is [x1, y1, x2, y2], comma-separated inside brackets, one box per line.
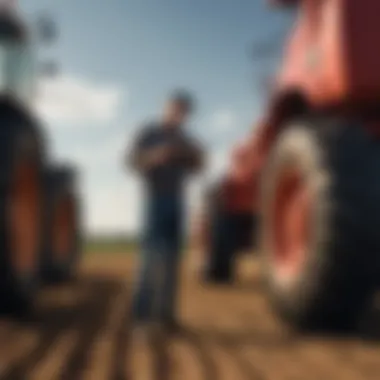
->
[0, 5, 56, 107]
[0, 8, 35, 104]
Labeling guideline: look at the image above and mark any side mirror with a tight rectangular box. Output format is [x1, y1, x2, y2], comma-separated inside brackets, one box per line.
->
[35, 12, 58, 45]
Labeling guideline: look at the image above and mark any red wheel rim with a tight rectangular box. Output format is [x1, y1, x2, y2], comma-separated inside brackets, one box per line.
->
[53, 195, 75, 261]
[271, 166, 311, 281]
[9, 160, 41, 274]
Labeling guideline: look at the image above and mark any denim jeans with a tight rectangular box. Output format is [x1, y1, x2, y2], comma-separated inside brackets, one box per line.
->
[131, 194, 183, 323]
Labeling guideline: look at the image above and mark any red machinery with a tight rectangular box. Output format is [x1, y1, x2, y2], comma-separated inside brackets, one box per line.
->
[195, 138, 260, 283]
[199, 0, 380, 329]
[0, 2, 82, 315]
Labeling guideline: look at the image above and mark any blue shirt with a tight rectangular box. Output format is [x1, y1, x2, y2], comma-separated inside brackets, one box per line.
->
[130, 122, 203, 199]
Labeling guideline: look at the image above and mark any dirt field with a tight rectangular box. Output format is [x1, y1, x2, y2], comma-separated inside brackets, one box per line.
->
[1, 254, 380, 380]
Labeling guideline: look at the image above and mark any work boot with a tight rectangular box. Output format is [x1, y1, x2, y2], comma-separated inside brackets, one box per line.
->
[163, 318, 183, 334]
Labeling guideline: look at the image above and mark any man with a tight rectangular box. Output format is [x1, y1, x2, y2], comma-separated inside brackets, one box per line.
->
[128, 90, 204, 333]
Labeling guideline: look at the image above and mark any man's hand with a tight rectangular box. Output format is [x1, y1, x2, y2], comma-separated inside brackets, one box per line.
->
[148, 145, 172, 164]
[139, 144, 173, 169]
[177, 140, 204, 173]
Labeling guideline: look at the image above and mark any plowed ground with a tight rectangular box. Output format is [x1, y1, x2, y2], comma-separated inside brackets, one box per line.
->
[1, 254, 380, 380]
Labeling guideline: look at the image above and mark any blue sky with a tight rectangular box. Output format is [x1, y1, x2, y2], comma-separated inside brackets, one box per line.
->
[20, 0, 294, 234]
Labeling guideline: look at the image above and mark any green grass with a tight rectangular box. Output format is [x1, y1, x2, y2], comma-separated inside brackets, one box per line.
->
[84, 237, 138, 255]
[83, 235, 192, 255]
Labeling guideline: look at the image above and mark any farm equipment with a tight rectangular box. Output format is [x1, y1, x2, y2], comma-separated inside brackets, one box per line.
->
[40, 165, 81, 284]
[194, 140, 259, 283]
[0, 3, 82, 314]
[197, 0, 380, 330]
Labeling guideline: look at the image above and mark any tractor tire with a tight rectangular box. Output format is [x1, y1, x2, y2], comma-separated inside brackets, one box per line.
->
[0, 109, 46, 315]
[260, 118, 380, 331]
[204, 211, 257, 282]
[235, 213, 258, 253]
[41, 165, 81, 284]
[203, 205, 238, 284]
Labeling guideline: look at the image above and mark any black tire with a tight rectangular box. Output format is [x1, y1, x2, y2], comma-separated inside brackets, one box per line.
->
[202, 177, 258, 282]
[0, 108, 46, 315]
[202, 199, 238, 283]
[41, 164, 81, 284]
[235, 213, 258, 253]
[261, 118, 380, 330]
[204, 211, 257, 282]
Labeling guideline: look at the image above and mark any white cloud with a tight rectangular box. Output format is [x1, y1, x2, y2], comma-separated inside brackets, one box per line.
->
[61, 125, 139, 176]
[210, 109, 236, 133]
[67, 131, 130, 170]
[83, 179, 143, 235]
[32, 72, 144, 235]
[34, 74, 123, 125]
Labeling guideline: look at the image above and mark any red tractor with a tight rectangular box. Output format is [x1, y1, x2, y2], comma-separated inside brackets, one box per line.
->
[197, 0, 380, 330]
[0, 3, 81, 315]
[195, 138, 260, 283]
